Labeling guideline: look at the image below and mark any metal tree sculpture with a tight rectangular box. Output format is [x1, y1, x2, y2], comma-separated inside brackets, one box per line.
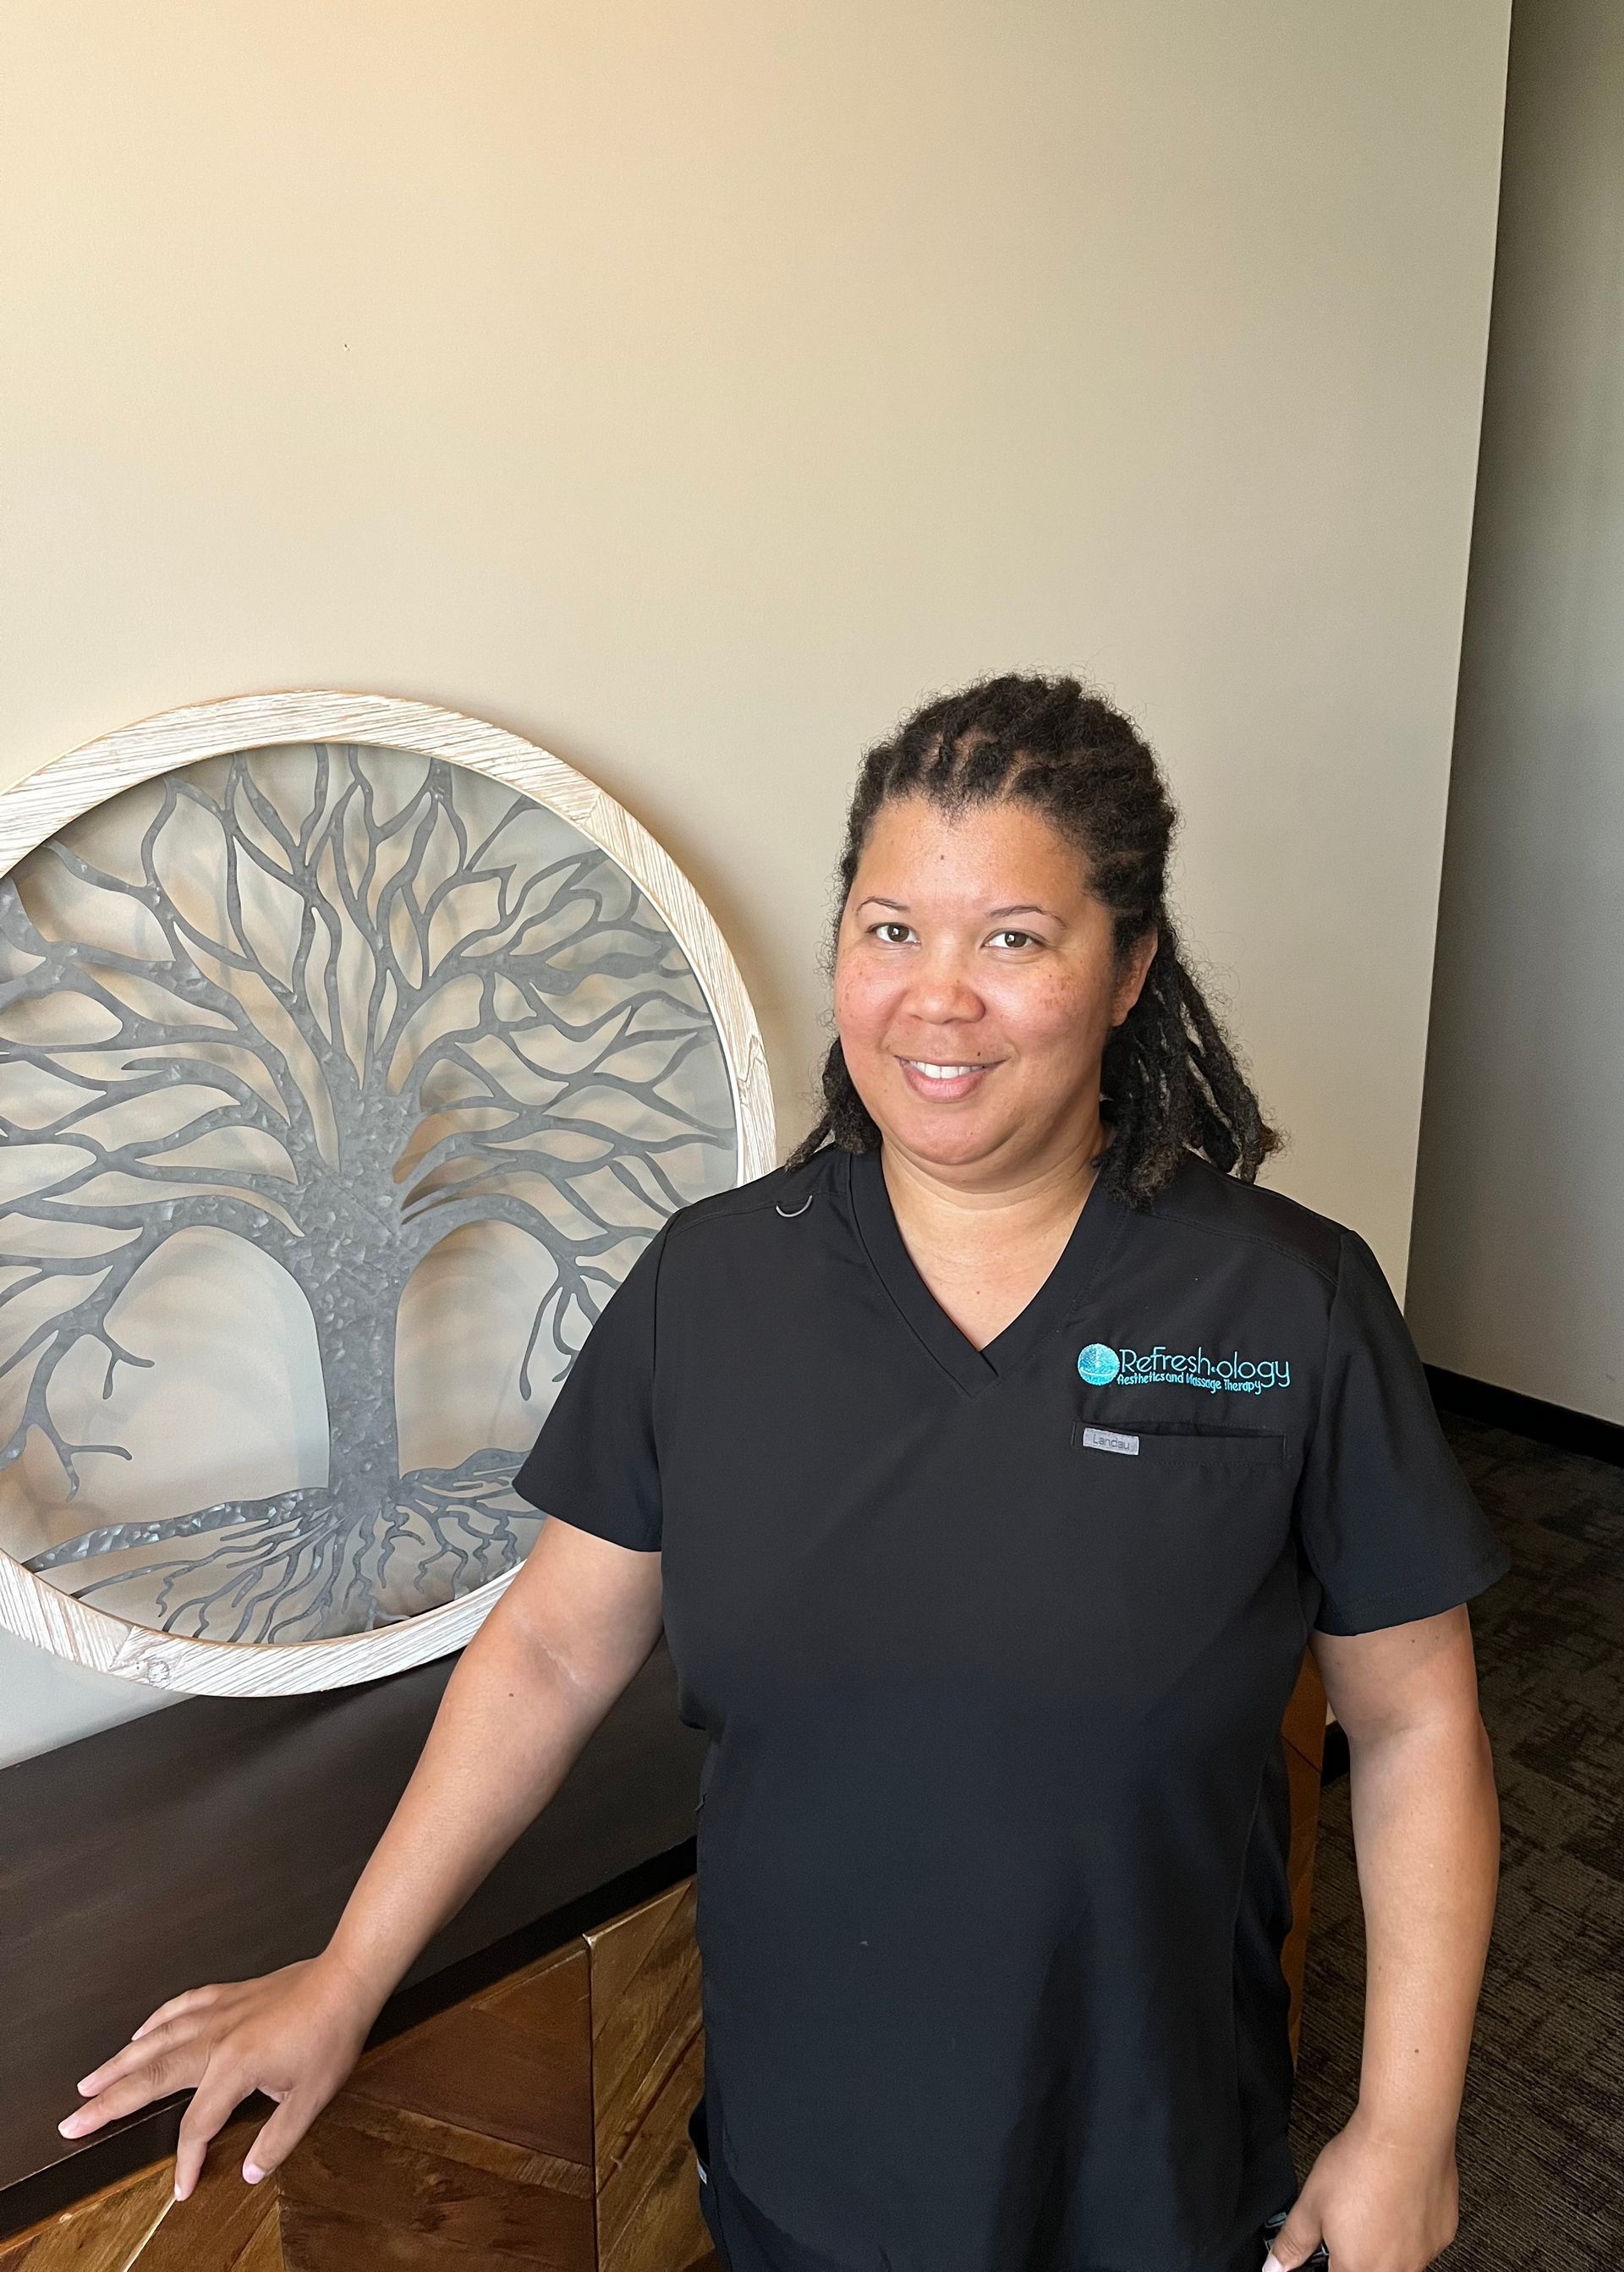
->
[0, 742, 735, 1645]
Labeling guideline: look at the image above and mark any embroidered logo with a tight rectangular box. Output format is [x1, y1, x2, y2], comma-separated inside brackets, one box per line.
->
[1077, 1342, 1122, 1386]
[1077, 1342, 1292, 1395]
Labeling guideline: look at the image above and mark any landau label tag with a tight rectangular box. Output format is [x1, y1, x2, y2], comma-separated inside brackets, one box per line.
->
[1082, 1425, 1139, 1457]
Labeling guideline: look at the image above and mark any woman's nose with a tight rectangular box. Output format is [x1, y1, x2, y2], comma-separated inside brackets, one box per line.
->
[902, 953, 984, 1023]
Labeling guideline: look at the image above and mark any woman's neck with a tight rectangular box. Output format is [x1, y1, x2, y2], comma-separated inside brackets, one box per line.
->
[876, 1114, 1111, 1350]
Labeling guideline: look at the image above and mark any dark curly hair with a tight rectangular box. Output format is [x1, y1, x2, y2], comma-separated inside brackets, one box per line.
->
[783, 672, 1282, 1209]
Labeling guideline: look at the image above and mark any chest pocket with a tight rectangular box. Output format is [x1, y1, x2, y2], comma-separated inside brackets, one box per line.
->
[1073, 1413, 1295, 1618]
[975, 1418, 1297, 1708]
[1071, 1418, 1287, 1470]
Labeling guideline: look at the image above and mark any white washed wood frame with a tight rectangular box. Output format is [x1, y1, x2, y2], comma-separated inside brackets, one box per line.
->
[0, 693, 774, 1696]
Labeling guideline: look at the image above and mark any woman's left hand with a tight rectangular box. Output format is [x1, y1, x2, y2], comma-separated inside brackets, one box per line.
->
[1264, 2113, 1460, 2271]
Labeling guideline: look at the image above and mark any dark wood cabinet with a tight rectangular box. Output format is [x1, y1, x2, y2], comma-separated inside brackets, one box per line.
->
[0, 1880, 710, 2272]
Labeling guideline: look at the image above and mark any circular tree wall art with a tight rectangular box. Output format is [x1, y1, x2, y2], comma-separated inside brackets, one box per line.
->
[0, 694, 772, 1695]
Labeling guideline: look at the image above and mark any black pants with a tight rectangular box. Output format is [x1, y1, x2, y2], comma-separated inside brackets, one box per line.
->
[687, 2096, 1284, 2272]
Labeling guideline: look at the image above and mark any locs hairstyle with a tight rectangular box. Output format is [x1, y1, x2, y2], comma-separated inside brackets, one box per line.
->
[785, 672, 1282, 1210]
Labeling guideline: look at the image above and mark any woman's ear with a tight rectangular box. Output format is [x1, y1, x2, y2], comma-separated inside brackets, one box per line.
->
[1111, 929, 1159, 1029]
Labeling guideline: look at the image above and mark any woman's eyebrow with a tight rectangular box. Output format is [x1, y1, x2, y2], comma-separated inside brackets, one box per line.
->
[854, 895, 1062, 921]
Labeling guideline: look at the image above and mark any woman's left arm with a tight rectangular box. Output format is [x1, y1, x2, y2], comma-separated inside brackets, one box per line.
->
[1265, 1605, 1501, 2272]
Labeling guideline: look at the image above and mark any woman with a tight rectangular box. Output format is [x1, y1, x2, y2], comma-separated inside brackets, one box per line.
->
[59, 675, 1508, 2272]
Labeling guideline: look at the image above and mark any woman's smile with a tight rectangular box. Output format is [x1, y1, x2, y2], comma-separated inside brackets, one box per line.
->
[894, 1055, 1000, 1100]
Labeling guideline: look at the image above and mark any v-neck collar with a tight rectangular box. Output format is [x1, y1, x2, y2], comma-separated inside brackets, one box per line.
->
[842, 1141, 1131, 1397]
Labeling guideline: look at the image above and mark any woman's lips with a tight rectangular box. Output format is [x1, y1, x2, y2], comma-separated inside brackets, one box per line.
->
[895, 1056, 996, 1101]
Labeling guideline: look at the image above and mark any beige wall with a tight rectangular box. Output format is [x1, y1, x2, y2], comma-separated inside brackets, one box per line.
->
[0, 1, 1509, 1762]
[1408, 0, 1624, 1427]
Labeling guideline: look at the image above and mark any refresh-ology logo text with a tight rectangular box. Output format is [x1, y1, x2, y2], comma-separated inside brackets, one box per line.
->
[1076, 1340, 1292, 1395]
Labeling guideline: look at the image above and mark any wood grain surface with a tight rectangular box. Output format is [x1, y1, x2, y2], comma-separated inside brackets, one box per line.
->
[0, 1891, 712, 2272]
[587, 1882, 708, 2272]
[0, 1638, 706, 2221]
[0, 1946, 601, 2272]
[1281, 1649, 1330, 2058]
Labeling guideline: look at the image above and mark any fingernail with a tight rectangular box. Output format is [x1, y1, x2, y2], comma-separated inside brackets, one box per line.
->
[75, 2079, 96, 2094]
[57, 2116, 82, 2136]
[1263, 2257, 1283, 2272]
[244, 2164, 265, 2184]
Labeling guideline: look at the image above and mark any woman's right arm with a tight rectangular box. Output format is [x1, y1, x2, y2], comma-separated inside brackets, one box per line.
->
[57, 1515, 666, 2202]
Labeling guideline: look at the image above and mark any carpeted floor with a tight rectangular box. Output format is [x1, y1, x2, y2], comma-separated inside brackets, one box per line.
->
[1289, 1413, 1624, 2269]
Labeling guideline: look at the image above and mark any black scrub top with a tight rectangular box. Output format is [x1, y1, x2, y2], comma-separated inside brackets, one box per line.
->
[513, 1141, 1511, 2272]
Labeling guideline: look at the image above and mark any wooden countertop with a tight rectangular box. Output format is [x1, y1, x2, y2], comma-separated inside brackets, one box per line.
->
[0, 1639, 705, 2236]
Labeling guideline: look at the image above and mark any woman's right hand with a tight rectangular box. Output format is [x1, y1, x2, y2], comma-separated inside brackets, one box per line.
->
[57, 1951, 383, 2200]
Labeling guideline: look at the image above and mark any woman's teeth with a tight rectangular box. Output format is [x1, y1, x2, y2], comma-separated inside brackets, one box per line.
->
[904, 1061, 985, 1079]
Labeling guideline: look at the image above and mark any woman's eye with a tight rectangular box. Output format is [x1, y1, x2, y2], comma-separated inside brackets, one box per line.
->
[990, 929, 1038, 950]
[873, 922, 914, 945]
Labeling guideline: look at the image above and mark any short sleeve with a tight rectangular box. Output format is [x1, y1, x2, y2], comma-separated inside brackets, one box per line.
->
[511, 1224, 667, 1552]
[1296, 1227, 1512, 1635]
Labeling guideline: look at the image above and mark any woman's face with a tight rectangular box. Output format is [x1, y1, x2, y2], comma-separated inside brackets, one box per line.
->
[834, 793, 1156, 1181]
